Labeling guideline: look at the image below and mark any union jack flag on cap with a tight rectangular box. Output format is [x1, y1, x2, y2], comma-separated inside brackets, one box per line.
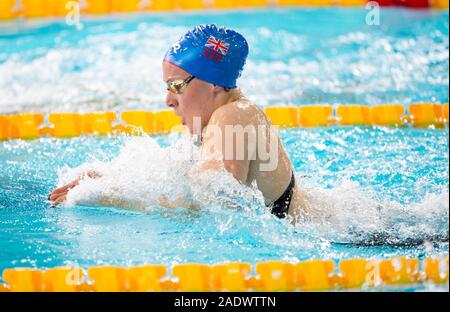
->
[164, 24, 249, 89]
[205, 36, 229, 55]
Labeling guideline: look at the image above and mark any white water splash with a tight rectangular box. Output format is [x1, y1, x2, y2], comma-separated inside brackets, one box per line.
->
[297, 179, 449, 245]
[56, 135, 449, 246]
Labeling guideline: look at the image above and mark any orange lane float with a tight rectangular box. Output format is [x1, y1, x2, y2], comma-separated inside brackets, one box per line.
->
[9, 113, 44, 140]
[407, 103, 444, 128]
[336, 104, 371, 126]
[211, 262, 252, 291]
[0, 0, 18, 19]
[0, 103, 448, 141]
[0, 0, 448, 20]
[370, 104, 405, 127]
[264, 106, 299, 128]
[298, 105, 334, 127]
[0, 257, 448, 291]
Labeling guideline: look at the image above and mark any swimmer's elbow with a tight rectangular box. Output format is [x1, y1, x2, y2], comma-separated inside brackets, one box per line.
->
[223, 160, 248, 183]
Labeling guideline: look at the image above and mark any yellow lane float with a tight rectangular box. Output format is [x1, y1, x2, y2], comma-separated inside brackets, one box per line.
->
[336, 104, 371, 126]
[0, 103, 448, 141]
[0, 257, 448, 292]
[9, 113, 44, 140]
[255, 261, 297, 291]
[407, 103, 444, 128]
[211, 262, 251, 291]
[370, 104, 405, 127]
[338, 258, 376, 289]
[0, 0, 18, 19]
[0, 0, 448, 20]
[172, 263, 212, 291]
[264, 106, 299, 128]
[298, 105, 334, 127]
[296, 259, 335, 291]
[119, 110, 155, 134]
[48, 112, 83, 138]
[82, 111, 117, 135]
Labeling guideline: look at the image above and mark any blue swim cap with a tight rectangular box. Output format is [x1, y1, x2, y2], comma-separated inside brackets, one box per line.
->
[164, 24, 249, 89]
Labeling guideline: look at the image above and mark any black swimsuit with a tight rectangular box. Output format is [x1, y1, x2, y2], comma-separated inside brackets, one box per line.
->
[269, 171, 295, 219]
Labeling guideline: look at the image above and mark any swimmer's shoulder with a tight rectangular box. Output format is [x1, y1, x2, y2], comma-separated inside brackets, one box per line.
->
[210, 96, 266, 127]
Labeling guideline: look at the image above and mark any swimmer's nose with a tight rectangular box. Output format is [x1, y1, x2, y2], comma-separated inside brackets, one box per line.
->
[165, 92, 177, 108]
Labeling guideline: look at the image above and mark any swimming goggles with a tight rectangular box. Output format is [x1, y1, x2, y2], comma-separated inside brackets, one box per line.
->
[166, 75, 195, 94]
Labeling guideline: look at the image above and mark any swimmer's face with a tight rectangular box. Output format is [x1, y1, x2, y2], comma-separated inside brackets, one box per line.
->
[163, 60, 217, 134]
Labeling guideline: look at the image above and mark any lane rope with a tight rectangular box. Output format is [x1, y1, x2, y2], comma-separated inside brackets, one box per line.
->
[0, 0, 448, 21]
[0, 256, 448, 291]
[1, 103, 448, 141]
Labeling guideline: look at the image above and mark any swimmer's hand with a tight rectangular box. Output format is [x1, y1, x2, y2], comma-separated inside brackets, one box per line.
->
[48, 170, 101, 206]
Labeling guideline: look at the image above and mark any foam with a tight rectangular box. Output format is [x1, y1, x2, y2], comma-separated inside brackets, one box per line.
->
[57, 135, 449, 247]
[297, 178, 449, 245]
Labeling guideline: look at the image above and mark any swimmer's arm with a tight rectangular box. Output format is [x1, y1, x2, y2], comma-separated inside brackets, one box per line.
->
[97, 196, 201, 211]
[96, 196, 148, 211]
[50, 171, 146, 210]
[158, 196, 200, 210]
[50, 171, 198, 210]
[54, 192, 198, 211]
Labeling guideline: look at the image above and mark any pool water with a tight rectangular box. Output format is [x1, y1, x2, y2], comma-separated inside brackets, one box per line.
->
[0, 8, 448, 112]
[0, 127, 448, 276]
[0, 8, 449, 291]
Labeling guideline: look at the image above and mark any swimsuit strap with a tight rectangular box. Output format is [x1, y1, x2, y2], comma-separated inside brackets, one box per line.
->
[270, 170, 295, 219]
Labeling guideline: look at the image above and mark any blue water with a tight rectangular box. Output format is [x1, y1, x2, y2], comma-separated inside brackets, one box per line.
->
[0, 8, 449, 290]
[0, 8, 448, 113]
[0, 127, 448, 275]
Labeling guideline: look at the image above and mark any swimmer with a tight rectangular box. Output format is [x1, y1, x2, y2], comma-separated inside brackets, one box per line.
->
[49, 24, 309, 223]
